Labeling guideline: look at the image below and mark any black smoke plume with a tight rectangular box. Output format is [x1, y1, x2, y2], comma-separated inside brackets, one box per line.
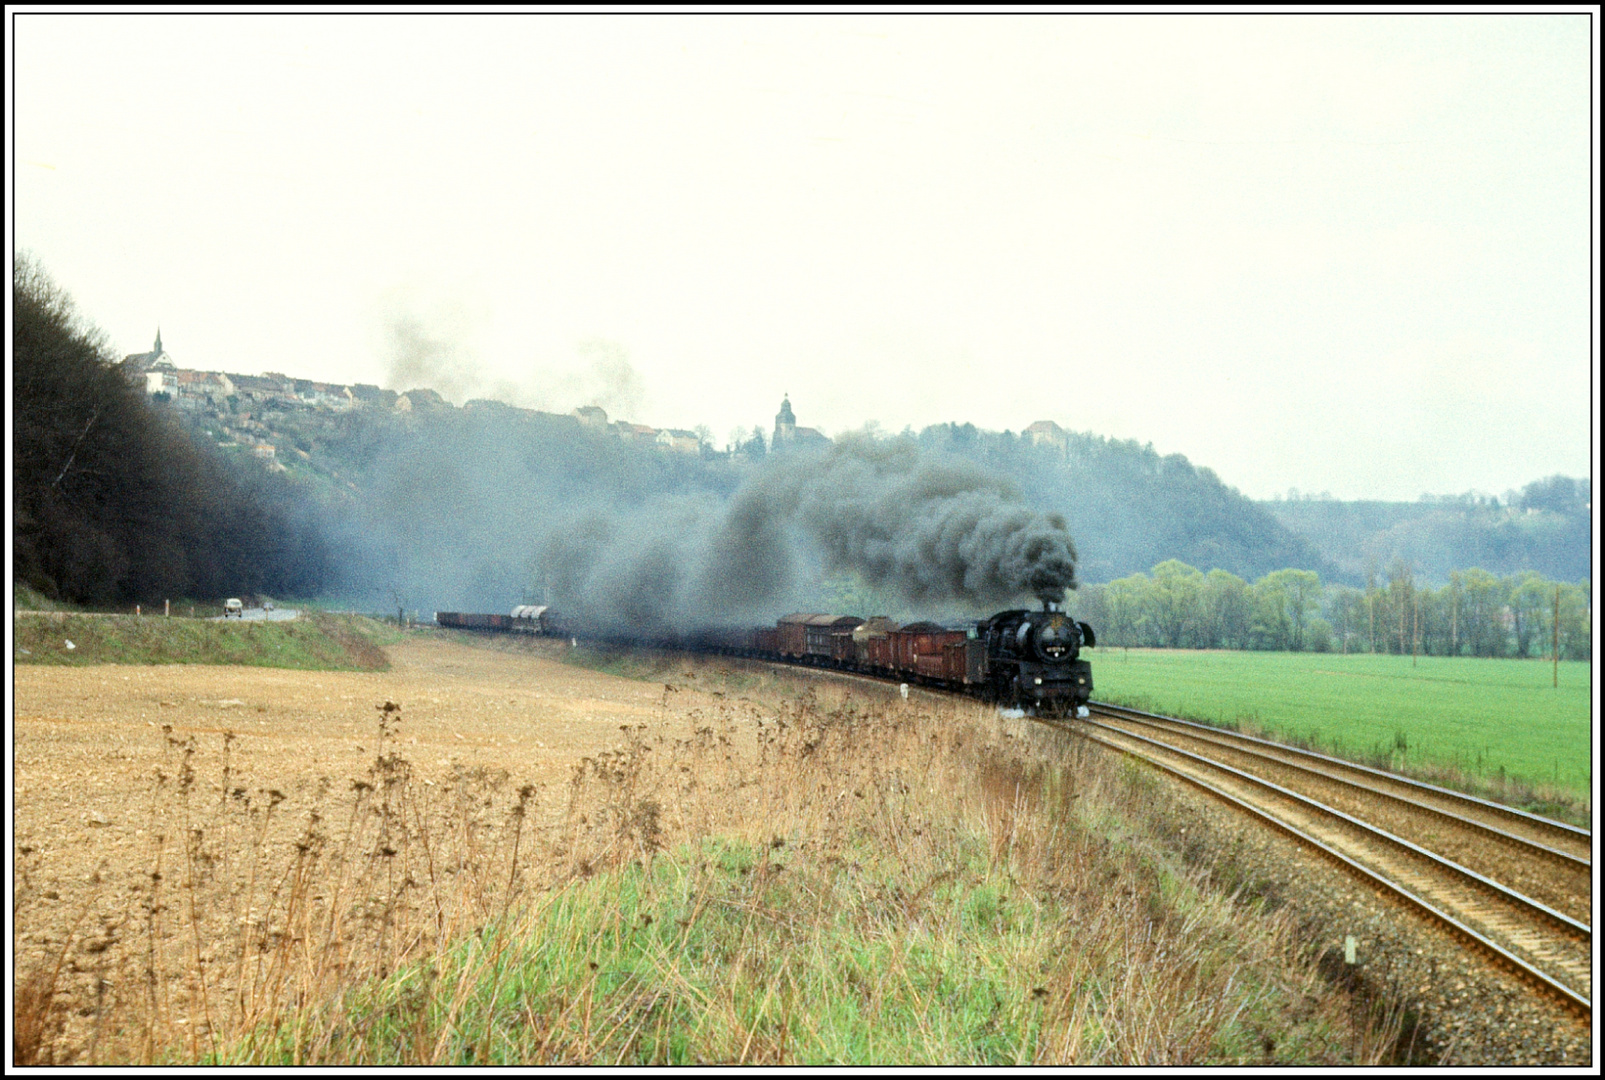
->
[540, 434, 1078, 631]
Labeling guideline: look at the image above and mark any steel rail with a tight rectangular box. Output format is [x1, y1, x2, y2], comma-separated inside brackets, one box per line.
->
[1087, 704, 1592, 872]
[1053, 717, 1591, 1015]
[1090, 700, 1592, 856]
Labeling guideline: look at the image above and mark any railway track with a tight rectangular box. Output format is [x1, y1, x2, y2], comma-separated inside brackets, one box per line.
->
[1051, 705, 1592, 1016]
[1086, 704, 1592, 928]
[1090, 702, 1592, 867]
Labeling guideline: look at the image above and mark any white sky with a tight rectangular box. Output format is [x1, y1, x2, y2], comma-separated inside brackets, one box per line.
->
[10, 10, 1598, 501]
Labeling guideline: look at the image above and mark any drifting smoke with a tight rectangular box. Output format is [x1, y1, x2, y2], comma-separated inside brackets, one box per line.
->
[540, 434, 1078, 631]
[385, 311, 642, 417]
[385, 302, 487, 405]
[557, 339, 646, 417]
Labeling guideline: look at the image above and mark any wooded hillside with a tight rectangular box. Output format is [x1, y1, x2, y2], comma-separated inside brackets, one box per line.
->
[12, 258, 329, 605]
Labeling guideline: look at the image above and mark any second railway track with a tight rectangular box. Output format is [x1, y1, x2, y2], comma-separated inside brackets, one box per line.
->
[1087, 704, 1593, 925]
[1091, 703, 1591, 864]
[1055, 707, 1591, 1015]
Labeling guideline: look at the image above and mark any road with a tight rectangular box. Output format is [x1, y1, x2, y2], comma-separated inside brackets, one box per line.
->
[216, 606, 299, 621]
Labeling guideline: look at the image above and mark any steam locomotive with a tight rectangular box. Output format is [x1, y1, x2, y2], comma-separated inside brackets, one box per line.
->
[436, 601, 1095, 716]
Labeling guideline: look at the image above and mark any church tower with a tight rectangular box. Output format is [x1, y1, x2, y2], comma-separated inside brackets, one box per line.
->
[773, 393, 796, 447]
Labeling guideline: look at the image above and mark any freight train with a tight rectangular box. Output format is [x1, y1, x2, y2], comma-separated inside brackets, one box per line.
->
[435, 602, 1095, 717]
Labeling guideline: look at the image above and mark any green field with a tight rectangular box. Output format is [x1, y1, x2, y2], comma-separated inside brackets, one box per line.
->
[1085, 648, 1593, 808]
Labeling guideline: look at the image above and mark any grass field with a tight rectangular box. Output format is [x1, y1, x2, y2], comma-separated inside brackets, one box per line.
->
[1085, 648, 1592, 813]
[11, 610, 398, 670]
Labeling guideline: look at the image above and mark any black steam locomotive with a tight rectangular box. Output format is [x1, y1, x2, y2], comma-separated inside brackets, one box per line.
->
[977, 605, 1096, 716]
[437, 600, 1095, 717]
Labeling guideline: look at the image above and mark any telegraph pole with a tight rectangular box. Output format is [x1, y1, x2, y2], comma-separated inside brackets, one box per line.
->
[1553, 584, 1560, 688]
[1412, 592, 1420, 667]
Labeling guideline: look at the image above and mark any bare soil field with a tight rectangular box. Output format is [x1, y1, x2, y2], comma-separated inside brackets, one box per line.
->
[14, 634, 697, 849]
[12, 633, 805, 1063]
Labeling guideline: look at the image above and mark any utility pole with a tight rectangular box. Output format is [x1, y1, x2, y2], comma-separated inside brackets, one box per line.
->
[1412, 592, 1420, 667]
[1553, 583, 1560, 688]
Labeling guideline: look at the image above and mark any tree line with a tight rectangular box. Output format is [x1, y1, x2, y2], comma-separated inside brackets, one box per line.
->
[13, 257, 330, 606]
[1072, 559, 1591, 661]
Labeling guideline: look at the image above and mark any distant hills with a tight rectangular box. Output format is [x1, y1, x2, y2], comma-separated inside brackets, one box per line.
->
[146, 362, 1585, 603]
[1261, 478, 1591, 586]
[911, 422, 1339, 586]
[105, 326, 1596, 598]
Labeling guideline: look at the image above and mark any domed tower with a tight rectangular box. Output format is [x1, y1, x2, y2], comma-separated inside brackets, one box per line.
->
[773, 393, 796, 447]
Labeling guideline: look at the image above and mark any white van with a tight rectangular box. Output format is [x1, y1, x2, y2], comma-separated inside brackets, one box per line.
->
[224, 598, 244, 618]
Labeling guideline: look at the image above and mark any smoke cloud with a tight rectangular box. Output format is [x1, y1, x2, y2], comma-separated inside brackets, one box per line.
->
[559, 339, 645, 417]
[540, 433, 1078, 631]
[383, 305, 492, 404]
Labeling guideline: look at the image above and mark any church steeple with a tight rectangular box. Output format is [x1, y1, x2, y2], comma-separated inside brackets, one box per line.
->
[154, 328, 163, 354]
[774, 393, 796, 445]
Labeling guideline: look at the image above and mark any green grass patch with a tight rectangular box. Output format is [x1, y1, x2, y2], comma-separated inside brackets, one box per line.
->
[12, 611, 398, 671]
[12, 582, 77, 612]
[1087, 648, 1592, 808]
[220, 828, 1349, 1067]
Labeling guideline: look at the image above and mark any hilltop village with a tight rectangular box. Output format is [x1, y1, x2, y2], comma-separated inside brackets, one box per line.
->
[120, 331, 1075, 471]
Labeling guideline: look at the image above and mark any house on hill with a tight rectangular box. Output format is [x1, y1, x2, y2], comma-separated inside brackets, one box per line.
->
[143, 359, 179, 398]
[656, 428, 701, 454]
[614, 421, 659, 446]
[1024, 420, 1069, 454]
[232, 373, 299, 407]
[395, 388, 449, 413]
[122, 330, 178, 396]
[174, 369, 234, 409]
[294, 379, 354, 411]
[348, 384, 398, 410]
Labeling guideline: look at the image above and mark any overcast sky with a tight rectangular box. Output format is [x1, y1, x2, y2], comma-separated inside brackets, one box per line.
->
[11, 11, 1596, 501]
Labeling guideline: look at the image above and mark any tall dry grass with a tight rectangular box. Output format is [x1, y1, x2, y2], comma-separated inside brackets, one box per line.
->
[14, 669, 1410, 1066]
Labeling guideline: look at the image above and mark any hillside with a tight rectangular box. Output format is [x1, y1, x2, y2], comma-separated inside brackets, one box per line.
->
[172, 399, 1337, 605]
[1264, 478, 1591, 586]
[123, 341, 1584, 606]
[915, 423, 1339, 585]
[12, 260, 330, 606]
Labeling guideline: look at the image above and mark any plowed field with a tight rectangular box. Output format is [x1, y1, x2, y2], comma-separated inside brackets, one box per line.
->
[14, 636, 690, 851]
[13, 633, 775, 1061]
